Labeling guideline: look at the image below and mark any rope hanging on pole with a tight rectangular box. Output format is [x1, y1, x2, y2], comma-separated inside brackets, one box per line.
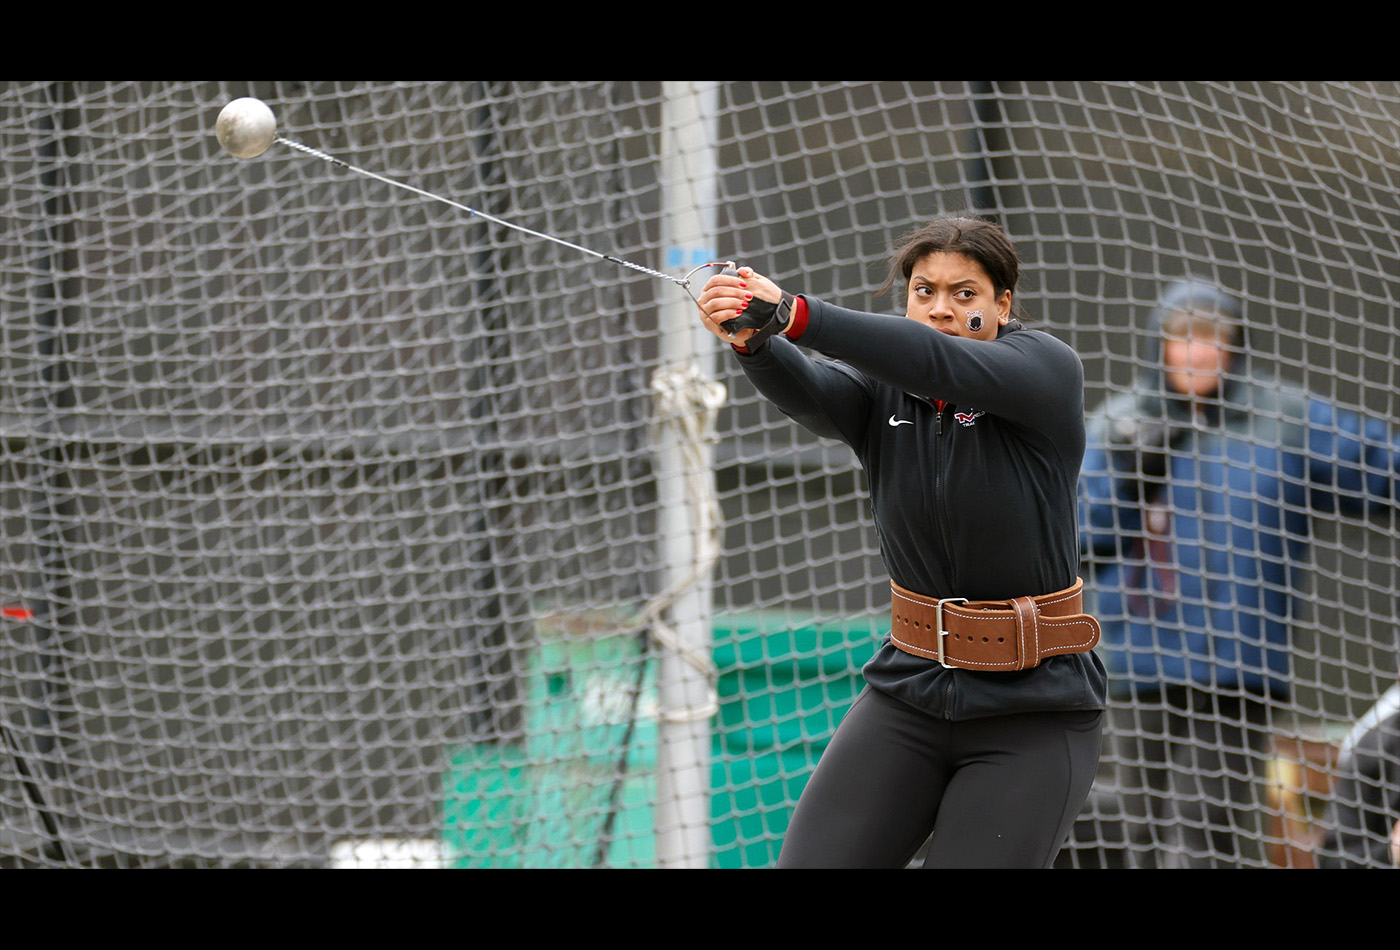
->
[643, 365, 726, 723]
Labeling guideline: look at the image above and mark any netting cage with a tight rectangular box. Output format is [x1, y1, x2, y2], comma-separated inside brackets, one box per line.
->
[2, 81, 1398, 868]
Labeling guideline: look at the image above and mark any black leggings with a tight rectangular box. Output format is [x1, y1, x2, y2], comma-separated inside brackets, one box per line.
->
[777, 686, 1103, 868]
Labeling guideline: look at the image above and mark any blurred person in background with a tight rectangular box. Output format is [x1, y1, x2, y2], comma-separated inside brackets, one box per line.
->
[1080, 279, 1400, 868]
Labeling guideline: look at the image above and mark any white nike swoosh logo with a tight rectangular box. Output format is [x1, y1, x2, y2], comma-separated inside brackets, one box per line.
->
[888, 415, 914, 427]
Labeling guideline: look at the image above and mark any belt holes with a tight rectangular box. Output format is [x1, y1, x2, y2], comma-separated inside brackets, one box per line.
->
[981, 636, 989, 643]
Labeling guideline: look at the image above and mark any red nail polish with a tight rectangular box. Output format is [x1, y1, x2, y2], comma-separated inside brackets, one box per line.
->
[740, 282, 747, 288]
[745, 293, 753, 300]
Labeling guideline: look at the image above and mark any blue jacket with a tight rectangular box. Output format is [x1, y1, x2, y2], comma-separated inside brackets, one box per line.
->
[1080, 282, 1400, 699]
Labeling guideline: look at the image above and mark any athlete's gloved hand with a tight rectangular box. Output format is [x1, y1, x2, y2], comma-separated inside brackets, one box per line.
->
[718, 265, 795, 350]
[695, 265, 792, 351]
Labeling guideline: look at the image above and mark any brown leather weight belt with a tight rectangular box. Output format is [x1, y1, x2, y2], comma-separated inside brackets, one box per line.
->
[889, 578, 1100, 671]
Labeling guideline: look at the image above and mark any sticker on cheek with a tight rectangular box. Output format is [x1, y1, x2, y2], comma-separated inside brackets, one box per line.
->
[964, 309, 984, 332]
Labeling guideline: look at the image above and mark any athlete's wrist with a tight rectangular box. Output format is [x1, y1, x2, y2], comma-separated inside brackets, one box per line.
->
[784, 295, 809, 340]
[731, 294, 806, 355]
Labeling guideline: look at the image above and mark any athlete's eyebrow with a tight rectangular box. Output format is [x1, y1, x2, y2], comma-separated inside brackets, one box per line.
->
[911, 274, 980, 287]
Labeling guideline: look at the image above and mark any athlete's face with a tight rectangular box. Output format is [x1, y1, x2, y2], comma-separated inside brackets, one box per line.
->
[1162, 318, 1233, 398]
[905, 252, 1011, 342]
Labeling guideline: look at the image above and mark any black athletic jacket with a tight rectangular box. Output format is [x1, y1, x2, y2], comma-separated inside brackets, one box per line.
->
[735, 295, 1107, 720]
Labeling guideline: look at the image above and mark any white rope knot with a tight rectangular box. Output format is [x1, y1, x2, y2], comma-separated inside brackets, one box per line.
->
[650, 365, 727, 434]
[644, 364, 727, 721]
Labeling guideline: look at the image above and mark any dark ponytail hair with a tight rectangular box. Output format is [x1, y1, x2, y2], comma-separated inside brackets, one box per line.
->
[878, 215, 1030, 322]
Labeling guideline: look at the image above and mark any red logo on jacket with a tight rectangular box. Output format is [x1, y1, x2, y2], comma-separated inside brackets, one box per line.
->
[954, 408, 985, 427]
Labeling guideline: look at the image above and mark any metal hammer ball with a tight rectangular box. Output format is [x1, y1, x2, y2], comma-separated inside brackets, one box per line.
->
[215, 97, 277, 159]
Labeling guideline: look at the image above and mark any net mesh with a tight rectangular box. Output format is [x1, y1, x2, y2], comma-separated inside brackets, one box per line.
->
[1, 80, 1397, 867]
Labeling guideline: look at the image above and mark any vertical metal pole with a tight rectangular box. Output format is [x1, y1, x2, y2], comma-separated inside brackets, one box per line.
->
[966, 81, 1026, 237]
[20, 82, 79, 865]
[966, 80, 1001, 218]
[654, 80, 720, 869]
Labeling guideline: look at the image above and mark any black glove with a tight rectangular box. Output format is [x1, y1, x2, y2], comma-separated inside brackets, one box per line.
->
[717, 266, 795, 350]
[1108, 414, 1171, 504]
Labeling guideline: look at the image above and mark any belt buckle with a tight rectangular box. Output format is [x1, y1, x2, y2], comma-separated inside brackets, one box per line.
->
[934, 597, 968, 666]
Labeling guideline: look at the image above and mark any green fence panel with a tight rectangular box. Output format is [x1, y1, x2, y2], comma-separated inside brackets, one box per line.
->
[443, 614, 879, 868]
